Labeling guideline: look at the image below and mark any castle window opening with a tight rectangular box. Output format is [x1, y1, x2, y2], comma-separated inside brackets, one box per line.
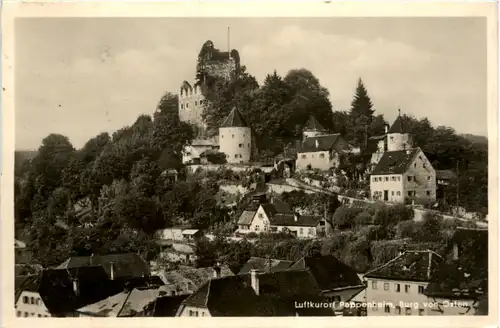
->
[232, 134, 235, 138]
[319, 153, 325, 159]
[239, 144, 243, 148]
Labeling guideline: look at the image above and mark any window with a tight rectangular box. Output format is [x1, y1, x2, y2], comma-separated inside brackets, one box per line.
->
[16, 311, 21, 317]
[408, 191, 414, 197]
[186, 103, 189, 108]
[234, 154, 238, 158]
[255, 225, 260, 231]
[384, 283, 389, 290]
[232, 134, 235, 138]
[311, 154, 315, 158]
[239, 143, 243, 148]
[299, 228, 304, 235]
[243, 134, 245, 137]
[189, 310, 194, 316]
[395, 283, 401, 292]
[372, 304, 378, 311]
[423, 164, 427, 169]
[31, 313, 35, 317]
[195, 101, 198, 106]
[258, 213, 263, 218]
[384, 305, 391, 313]
[392, 176, 396, 181]
[248, 143, 250, 148]
[301, 155, 306, 159]
[418, 286, 425, 294]
[391, 191, 394, 196]
[308, 228, 315, 235]
[385, 177, 389, 181]
[23, 312, 28, 317]
[418, 309, 425, 316]
[426, 191, 431, 196]
[405, 307, 412, 315]
[202, 312, 205, 317]
[398, 176, 401, 181]
[31, 297, 35, 304]
[23, 296, 28, 304]
[397, 191, 401, 196]
[395, 306, 401, 315]
[319, 153, 325, 159]
[221, 134, 224, 139]
[372, 281, 377, 290]
[195, 311, 199, 317]
[407, 176, 413, 182]
[405, 285, 411, 293]
[181, 104, 184, 109]
[38, 314, 42, 317]
[414, 163, 417, 168]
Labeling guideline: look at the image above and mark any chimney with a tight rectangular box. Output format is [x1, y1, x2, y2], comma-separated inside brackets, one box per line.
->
[250, 269, 259, 295]
[72, 278, 80, 296]
[213, 262, 222, 279]
[110, 262, 115, 281]
[315, 139, 319, 148]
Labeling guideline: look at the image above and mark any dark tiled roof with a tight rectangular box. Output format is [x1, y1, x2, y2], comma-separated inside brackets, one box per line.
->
[160, 265, 234, 293]
[220, 107, 249, 128]
[182, 272, 334, 316]
[153, 295, 189, 316]
[304, 115, 326, 132]
[364, 250, 444, 282]
[15, 275, 41, 302]
[298, 134, 342, 153]
[237, 210, 256, 225]
[424, 261, 487, 299]
[371, 147, 421, 175]
[56, 253, 150, 280]
[289, 255, 363, 291]
[436, 169, 457, 180]
[449, 227, 488, 245]
[271, 213, 322, 227]
[238, 257, 294, 275]
[388, 115, 406, 134]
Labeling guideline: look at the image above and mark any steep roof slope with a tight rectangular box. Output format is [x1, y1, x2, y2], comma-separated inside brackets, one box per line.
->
[220, 107, 249, 128]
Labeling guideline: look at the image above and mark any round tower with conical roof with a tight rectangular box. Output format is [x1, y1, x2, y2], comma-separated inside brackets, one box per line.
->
[302, 115, 327, 140]
[387, 109, 412, 151]
[219, 107, 252, 164]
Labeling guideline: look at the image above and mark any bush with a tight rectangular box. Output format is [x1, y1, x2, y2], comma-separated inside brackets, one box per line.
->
[354, 211, 373, 226]
[394, 220, 418, 239]
[332, 206, 364, 229]
[245, 232, 259, 239]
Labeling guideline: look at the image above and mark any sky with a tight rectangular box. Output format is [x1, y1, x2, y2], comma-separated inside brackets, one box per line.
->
[15, 17, 487, 150]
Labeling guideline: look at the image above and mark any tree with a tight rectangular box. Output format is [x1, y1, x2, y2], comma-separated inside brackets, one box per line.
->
[348, 79, 375, 146]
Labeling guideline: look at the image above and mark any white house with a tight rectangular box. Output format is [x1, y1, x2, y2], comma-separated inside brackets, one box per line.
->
[182, 139, 219, 164]
[370, 147, 436, 203]
[15, 276, 51, 318]
[363, 250, 443, 316]
[296, 134, 354, 171]
[236, 193, 324, 238]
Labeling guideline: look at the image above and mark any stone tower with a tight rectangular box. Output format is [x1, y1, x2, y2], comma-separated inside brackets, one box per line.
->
[178, 81, 206, 130]
[387, 109, 412, 151]
[219, 107, 252, 164]
[302, 115, 327, 141]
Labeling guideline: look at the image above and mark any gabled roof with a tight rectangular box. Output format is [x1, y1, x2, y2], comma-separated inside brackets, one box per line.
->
[270, 213, 322, 227]
[153, 295, 189, 316]
[77, 287, 160, 317]
[238, 257, 294, 275]
[424, 261, 487, 300]
[298, 134, 348, 153]
[181, 271, 334, 316]
[237, 210, 256, 225]
[220, 107, 249, 128]
[304, 115, 326, 132]
[371, 147, 421, 175]
[388, 115, 406, 134]
[56, 253, 150, 280]
[289, 255, 363, 291]
[364, 250, 444, 282]
[15, 275, 41, 302]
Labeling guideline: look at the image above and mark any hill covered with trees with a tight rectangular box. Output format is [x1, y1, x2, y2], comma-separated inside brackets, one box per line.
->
[14, 44, 488, 267]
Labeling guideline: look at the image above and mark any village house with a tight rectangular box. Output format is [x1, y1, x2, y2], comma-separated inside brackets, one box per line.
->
[236, 193, 325, 238]
[15, 275, 51, 317]
[423, 227, 488, 315]
[218, 107, 252, 164]
[175, 269, 335, 317]
[369, 113, 437, 204]
[296, 134, 354, 172]
[288, 255, 366, 315]
[363, 249, 443, 316]
[435, 169, 457, 202]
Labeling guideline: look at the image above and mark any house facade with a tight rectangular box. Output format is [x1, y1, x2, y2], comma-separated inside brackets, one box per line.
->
[370, 147, 436, 203]
[236, 194, 323, 238]
[363, 250, 443, 316]
[15, 289, 51, 318]
[296, 134, 353, 171]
